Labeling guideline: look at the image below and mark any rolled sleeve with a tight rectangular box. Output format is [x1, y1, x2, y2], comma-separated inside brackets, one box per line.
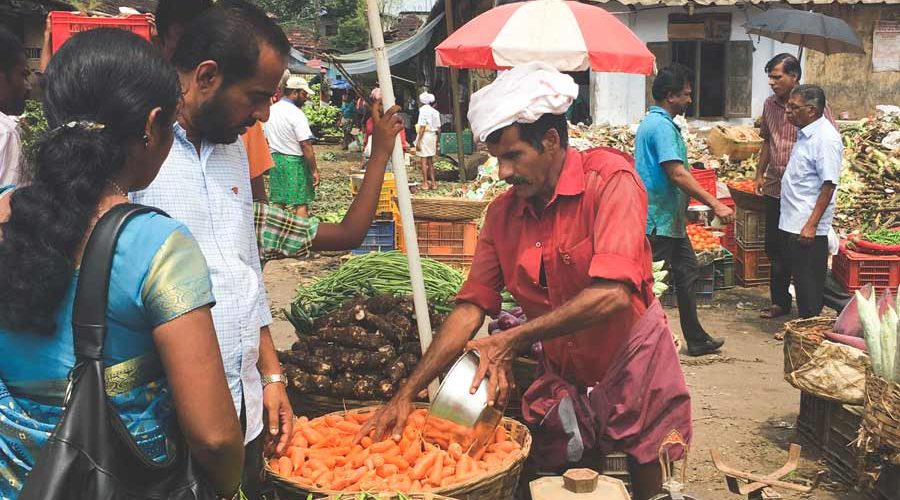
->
[652, 125, 683, 165]
[456, 213, 504, 316]
[588, 171, 650, 292]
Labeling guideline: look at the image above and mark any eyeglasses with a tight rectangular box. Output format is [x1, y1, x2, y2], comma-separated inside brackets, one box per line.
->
[786, 103, 814, 112]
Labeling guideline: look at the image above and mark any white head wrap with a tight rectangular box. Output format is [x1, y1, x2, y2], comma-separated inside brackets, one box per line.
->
[419, 92, 435, 105]
[468, 62, 578, 142]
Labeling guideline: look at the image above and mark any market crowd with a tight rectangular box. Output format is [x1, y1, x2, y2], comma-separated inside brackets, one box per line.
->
[0, 0, 842, 499]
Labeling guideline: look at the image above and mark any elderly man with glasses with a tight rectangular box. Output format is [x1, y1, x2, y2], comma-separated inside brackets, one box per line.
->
[780, 84, 843, 318]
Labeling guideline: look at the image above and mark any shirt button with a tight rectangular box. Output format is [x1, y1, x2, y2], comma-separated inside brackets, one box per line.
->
[567, 341, 575, 347]
[535, 241, 542, 248]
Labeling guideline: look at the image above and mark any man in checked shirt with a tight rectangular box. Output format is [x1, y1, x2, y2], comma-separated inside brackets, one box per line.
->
[755, 54, 836, 320]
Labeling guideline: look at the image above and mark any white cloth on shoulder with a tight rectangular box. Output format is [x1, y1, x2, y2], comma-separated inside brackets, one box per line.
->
[467, 62, 578, 142]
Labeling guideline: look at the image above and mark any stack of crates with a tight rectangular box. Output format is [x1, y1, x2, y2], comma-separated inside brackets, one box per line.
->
[734, 206, 770, 286]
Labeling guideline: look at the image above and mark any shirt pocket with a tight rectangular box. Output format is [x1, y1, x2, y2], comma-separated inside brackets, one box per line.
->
[556, 236, 593, 291]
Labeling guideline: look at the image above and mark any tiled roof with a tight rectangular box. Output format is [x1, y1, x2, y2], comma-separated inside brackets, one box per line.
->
[385, 14, 425, 43]
[284, 25, 331, 56]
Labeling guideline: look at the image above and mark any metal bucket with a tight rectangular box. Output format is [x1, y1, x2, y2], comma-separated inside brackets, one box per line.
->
[425, 351, 505, 454]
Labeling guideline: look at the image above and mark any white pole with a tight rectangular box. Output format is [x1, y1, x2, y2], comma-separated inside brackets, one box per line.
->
[364, 0, 440, 401]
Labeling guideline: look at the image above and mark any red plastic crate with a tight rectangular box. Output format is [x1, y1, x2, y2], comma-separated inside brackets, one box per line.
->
[735, 244, 770, 286]
[50, 12, 152, 53]
[720, 223, 736, 253]
[832, 242, 900, 293]
[689, 168, 717, 206]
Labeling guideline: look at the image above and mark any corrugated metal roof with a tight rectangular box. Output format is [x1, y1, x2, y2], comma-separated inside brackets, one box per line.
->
[332, 13, 445, 74]
[586, 0, 899, 6]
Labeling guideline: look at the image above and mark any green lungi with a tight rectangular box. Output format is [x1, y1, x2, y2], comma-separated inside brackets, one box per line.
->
[269, 152, 315, 206]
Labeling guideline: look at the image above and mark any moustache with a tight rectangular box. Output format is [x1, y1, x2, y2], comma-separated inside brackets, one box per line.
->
[506, 176, 532, 186]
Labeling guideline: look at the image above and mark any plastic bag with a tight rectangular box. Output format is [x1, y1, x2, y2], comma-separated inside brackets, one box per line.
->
[834, 283, 873, 337]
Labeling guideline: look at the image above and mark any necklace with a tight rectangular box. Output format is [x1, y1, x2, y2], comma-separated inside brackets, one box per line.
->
[107, 180, 129, 197]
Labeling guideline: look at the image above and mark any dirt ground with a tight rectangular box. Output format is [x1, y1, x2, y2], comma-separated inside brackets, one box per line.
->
[262, 145, 870, 500]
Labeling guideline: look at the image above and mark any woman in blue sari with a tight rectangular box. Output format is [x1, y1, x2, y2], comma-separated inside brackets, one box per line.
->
[0, 29, 244, 499]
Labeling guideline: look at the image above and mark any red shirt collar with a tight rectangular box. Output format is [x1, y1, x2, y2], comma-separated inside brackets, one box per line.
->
[515, 147, 586, 216]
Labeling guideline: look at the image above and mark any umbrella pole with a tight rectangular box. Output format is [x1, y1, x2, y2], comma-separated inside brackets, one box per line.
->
[364, 0, 440, 401]
[444, 0, 468, 182]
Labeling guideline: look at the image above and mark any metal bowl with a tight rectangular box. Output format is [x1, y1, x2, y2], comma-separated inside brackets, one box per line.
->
[425, 351, 504, 453]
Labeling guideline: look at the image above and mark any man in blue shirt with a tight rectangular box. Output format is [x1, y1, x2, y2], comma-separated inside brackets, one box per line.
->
[634, 65, 734, 356]
[780, 85, 842, 318]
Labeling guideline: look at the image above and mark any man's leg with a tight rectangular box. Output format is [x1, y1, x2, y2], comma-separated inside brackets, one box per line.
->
[662, 236, 706, 344]
[628, 456, 665, 500]
[764, 196, 792, 316]
[294, 205, 309, 218]
[788, 234, 829, 318]
[420, 157, 430, 189]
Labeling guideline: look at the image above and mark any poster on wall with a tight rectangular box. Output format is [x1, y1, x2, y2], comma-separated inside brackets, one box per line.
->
[873, 20, 900, 72]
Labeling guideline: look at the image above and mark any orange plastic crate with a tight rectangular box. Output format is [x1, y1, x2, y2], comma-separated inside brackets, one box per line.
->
[395, 218, 477, 256]
[832, 242, 900, 292]
[689, 168, 716, 206]
[734, 244, 770, 286]
[50, 12, 152, 53]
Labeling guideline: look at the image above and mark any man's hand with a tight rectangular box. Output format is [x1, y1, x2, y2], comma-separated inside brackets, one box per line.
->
[353, 393, 415, 443]
[371, 101, 403, 157]
[312, 168, 320, 187]
[465, 333, 518, 409]
[262, 382, 293, 456]
[754, 176, 766, 196]
[713, 201, 735, 224]
[799, 223, 817, 246]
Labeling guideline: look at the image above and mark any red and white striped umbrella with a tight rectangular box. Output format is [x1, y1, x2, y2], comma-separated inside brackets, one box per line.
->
[436, 0, 654, 74]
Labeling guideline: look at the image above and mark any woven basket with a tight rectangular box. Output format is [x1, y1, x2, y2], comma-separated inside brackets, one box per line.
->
[861, 370, 900, 463]
[782, 317, 831, 376]
[287, 391, 430, 420]
[408, 196, 489, 222]
[268, 404, 532, 500]
[328, 494, 457, 500]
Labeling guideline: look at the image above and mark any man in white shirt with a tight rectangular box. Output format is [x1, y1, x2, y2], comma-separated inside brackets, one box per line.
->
[415, 91, 441, 190]
[0, 27, 31, 187]
[780, 84, 843, 319]
[264, 75, 319, 217]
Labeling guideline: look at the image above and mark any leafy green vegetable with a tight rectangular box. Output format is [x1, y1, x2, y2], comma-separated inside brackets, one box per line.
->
[287, 251, 465, 329]
[304, 84, 342, 138]
[862, 229, 900, 246]
[19, 100, 48, 175]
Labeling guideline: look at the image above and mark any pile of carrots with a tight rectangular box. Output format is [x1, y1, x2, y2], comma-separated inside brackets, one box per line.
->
[728, 179, 757, 193]
[687, 224, 721, 252]
[268, 409, 522, 493]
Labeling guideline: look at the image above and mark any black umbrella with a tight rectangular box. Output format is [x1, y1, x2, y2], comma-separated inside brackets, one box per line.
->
[744, 8, 864, 56]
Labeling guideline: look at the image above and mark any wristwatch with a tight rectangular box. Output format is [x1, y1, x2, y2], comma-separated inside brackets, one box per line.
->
[261, 373, 287, 387]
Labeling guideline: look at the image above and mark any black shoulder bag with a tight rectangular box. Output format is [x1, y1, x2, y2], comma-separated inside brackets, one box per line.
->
[19, 204, 220, 500]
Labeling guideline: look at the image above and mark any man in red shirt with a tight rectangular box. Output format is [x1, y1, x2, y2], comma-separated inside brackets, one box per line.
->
[359, 63, 691, 500]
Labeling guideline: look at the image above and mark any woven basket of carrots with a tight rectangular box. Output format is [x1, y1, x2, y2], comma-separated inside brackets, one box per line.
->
[266, 404, 532, 500]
